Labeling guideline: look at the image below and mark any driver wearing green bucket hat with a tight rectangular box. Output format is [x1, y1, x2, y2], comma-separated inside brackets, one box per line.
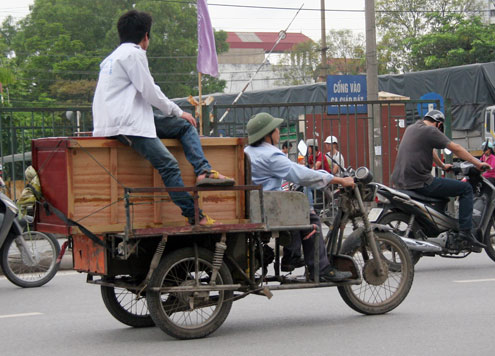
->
[244, 112, 355, 282]
[246, 112, 284, 145]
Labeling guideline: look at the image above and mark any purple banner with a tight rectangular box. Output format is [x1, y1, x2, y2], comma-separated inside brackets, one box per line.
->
[197, 0, 218, 77]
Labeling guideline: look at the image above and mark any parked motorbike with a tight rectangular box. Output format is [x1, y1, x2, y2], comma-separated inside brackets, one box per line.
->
[0, 174, 60, 287]
[372, 162, 495, 264]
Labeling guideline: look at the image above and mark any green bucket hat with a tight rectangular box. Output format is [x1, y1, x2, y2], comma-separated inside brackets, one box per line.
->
[246, 112, 284, 144]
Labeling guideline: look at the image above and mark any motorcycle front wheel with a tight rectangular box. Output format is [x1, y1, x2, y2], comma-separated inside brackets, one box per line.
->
[0, 231, 60, 288]
[338, 228, 414, 315]
[484, 217, 495, 262]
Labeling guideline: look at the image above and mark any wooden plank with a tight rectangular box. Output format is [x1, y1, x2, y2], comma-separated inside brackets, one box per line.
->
[69, 218, 249, 234]
[69, 137, 244, 148]
[110, 147, 118, 224]
[67, 149, 74, 219]
[153, 168, 161, 224]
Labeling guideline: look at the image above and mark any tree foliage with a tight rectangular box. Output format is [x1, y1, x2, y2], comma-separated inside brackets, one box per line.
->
[407, 14, 495, 70]
[376, 0, 484, 73]
[1, 0, 227, 107]
[272, 29, 365, 86]
[272, 40, 320, 86]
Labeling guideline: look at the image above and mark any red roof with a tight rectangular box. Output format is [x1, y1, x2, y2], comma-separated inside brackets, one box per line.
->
[226, 32, 313, 52]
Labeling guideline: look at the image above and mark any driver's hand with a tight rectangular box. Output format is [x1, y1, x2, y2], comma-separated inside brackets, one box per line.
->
[478, 162, 492, 171]
[443, 163, 453, 171]
[180, 112, 197, 128]
[340, 176, 355, 188]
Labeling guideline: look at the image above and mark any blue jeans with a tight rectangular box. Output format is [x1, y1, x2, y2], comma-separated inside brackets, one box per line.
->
[413, 177, 473, 230]
[154, 115, 211, 176]
[117, 135, 196, 218]
[303, 187, 314, 210]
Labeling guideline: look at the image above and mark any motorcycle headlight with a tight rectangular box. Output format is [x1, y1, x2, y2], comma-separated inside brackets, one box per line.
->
[355, 167, 373, 184]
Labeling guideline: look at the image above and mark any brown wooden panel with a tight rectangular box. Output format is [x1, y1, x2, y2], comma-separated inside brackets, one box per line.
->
[36, 136, 248, 234]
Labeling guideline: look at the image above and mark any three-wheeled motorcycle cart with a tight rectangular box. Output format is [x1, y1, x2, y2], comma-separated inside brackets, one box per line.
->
[31, 136, 414, 339]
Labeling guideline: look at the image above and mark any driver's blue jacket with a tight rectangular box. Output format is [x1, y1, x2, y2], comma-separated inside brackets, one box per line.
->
[244, 142, 334, 191]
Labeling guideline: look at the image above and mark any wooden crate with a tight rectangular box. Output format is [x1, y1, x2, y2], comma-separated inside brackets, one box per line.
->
[32, 136, 247, 235]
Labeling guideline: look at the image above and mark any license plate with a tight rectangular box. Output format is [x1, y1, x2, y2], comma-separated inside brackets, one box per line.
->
[367, 207, 383, 223]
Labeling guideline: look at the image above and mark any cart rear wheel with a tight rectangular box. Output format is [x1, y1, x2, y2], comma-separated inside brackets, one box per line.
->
[101, 285, 154, 328]
[338, 228, 414, 315]
[146, 247, 233, 339]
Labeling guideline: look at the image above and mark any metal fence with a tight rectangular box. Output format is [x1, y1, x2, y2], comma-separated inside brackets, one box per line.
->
[0, 98, 444, 199]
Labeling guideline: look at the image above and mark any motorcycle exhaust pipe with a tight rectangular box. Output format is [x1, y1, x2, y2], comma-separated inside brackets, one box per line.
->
[399, 236, 443, 253]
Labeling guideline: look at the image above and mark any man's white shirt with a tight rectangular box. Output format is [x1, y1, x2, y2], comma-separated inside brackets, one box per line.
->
[92, 43, 183, 138]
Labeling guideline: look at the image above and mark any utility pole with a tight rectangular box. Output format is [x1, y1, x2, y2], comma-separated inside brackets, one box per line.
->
[320, 0, 327, 80]
[365, 0, 382, 182]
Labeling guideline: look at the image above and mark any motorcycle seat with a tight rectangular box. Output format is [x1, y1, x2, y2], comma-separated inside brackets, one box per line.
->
[398, 189, 450, 204]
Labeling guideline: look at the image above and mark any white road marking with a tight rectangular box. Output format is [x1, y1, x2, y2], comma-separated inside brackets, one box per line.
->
[453, 278, 495, 283]
[0, 271, 80, 280]
[0, 312, 43, 319]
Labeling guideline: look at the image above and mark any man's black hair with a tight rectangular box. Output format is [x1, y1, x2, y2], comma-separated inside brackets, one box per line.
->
[117, 10, 152, 44]
[282, 141, 292, 150]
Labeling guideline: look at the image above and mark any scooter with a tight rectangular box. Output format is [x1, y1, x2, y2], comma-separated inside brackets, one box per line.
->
[0, 175, 60, 287]
[371, 162, 495, 264]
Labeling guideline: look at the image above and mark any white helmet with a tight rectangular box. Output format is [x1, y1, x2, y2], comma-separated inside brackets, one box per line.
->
[324, 135, 338, 145]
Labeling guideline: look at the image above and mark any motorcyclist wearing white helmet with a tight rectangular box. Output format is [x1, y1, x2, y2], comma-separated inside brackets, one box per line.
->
[391, 109, 490, 248]
[244, 112, 354, 281]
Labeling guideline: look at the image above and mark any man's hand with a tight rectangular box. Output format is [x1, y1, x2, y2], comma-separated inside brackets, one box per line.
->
[477, 162, 492, 172]
[443, 163, 453, 171]
[331, 176, 355, 188]
[180, 112, 197, 128]
[340, 176, 355, 188]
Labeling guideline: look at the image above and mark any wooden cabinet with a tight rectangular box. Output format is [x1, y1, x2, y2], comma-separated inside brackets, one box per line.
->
[32, 136, 247, 235]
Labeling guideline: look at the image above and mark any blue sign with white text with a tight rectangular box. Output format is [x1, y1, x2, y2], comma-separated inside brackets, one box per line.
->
[327, 75, 367, 114]
[417, 92, 444, 117]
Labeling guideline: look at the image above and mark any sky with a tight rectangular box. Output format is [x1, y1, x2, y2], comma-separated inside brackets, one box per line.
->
[0, 0, 366, 41]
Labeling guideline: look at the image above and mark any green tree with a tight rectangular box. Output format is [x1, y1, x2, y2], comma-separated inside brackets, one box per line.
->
[2, 0, 227, 106]
[326, 29, 365, 75]
[407, 14, 495, 70]
[376, 0, 483, 73]
[273, 30, 365, 85]
[272, 40, 320, 86]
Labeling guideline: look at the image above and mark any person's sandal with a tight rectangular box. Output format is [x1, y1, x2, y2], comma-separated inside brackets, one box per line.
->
[187, 212, 218, 226]
[196, 169, 235, 186]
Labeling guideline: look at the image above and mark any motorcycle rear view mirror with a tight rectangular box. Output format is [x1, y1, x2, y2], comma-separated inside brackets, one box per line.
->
[444, 148, 452, 155]
[297, 140, 307, 157]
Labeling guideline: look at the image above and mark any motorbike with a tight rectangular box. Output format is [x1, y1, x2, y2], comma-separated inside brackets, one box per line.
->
[371, 162, 495, 264]
[0, 174, 60, 287]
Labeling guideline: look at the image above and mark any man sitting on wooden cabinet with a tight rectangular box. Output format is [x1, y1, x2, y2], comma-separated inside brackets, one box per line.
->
[92, 10, 233, 226]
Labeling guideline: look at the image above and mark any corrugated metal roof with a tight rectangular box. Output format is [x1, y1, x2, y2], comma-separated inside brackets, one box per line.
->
[226, 32, 312, 52]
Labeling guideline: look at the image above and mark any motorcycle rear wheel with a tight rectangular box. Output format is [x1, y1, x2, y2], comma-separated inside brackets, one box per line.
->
[146, 247, 233, 339]
[338, 228, 414, 315]
[377, 212, 423, 265]
[0, 231, 60, 288]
